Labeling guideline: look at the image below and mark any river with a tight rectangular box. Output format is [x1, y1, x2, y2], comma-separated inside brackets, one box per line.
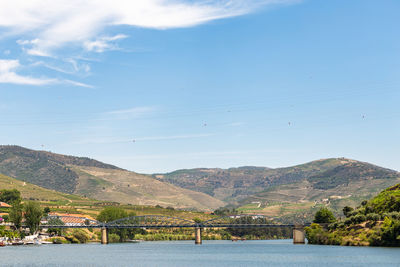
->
[1, 240, 400, 267]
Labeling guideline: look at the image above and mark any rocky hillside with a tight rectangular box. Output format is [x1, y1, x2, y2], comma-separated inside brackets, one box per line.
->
[155, 158, 400, 221]
[0, 146, 224, 211]
[1, 145, 399, 215]
[156, 158, 399, 204]
[0, 145, 119, 193]
[0, 173, 94, 205]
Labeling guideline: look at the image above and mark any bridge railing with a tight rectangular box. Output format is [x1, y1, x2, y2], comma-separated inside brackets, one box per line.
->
[39, 214, 307, 229]
[106, 215, 196, 228]
[202, 214, 288, 228]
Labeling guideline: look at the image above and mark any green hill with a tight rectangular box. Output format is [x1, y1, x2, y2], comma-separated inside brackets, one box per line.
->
[306, 183, 400, 246]
[307, 160, 398, 190]
[1, 145, 399, 216]
[156, 158, 400, 221]
[0, 173, 96, 206]
[0, 145, 224, 211]
[155, 158, 345, 203]
[0, 145, 119, 193]
[157, 159, 399, 202]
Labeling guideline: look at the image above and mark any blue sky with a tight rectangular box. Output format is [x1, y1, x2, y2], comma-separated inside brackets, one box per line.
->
[0, 0, 399, 173]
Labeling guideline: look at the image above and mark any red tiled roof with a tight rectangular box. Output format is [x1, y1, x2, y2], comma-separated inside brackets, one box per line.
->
[0, 202, 11, 208]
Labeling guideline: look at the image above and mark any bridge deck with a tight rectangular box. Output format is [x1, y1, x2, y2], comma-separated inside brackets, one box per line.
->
[39, 224, 302, 229]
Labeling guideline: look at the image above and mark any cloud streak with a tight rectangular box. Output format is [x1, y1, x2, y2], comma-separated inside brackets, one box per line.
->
[84, 34, 128, 53]
[105, 106, 157, 120]
[0, 0, 299, 56]
[0, 59, 55, 85]
[0, 59, 92, 87]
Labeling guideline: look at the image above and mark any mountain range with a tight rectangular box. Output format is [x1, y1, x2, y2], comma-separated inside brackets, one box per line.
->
[1, 145, 399, 220]
[0, 145, 223, 210]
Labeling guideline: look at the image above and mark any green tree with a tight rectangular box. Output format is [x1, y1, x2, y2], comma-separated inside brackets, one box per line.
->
[193, 217, 202, 223]
[313, 207, 336, 223]
[0, 189, 21, 204]
[97, 207, 128, 223]
[97, 207, 137, 242]
[47, 217, 64, 236]
[71, 229, 89, 243]
[43, 207, 51, 214]
[9, 200, 23, 230]
[342, 206, 354, 218]
[24, 201, 43, 234]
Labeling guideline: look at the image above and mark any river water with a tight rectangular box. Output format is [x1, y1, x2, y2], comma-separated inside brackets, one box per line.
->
[1, 240, 400, 267]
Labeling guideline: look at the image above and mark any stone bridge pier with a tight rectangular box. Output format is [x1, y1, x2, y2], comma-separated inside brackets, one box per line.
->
[101, 227, 108, 244]
[195, 227, 202, 245]
[293, 225, 305, 244]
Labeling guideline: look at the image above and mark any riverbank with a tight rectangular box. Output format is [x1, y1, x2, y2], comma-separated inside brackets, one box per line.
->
[305, 183, 400, 246]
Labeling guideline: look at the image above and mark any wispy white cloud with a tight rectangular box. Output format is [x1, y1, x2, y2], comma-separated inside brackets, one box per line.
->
[63, 79, 93, 88]
[0, 59, 92, 87]
[104, 106, 157, 120]
[107, 106, 156, 115]
[0, 0, 300, 86]
[0, 59, 55, 85]
[84, 34, 128, 53]
[0, 0, 299, 57]
[31, 59, 91, 75]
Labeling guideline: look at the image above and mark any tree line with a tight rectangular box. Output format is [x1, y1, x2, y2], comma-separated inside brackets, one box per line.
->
[0, 189, 44, 235]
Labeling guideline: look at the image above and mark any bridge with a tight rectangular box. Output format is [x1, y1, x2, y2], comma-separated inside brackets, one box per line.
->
[40, 214, 308, 245]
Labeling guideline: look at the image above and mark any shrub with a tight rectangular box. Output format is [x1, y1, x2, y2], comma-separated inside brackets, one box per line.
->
[365, 205, 375, 214]
[344, 218, 353, 226]
[336, 222, 345, 229]
[313, 208, 336, 223]
[370, 217, 400, 246]
[72, 229, 89, 243]
[366, 213, 381, 221]
[348, 210, 358, 217]
[343, 206, 354, 218]
[357, 207, 366, 215]
[108, 233, 120, 243]
[383, 212, 400, 220]
[328, 222, 338, 230]
[352, 214, 366, 224]
[305, 223, 341, 245]
[51, 237, 67, 244]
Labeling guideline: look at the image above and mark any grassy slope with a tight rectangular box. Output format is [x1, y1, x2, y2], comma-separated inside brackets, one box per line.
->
[0, 145, 225, 211]
[238, 173, 400, 223]
[156, 158, 349, 203]
[0, 145, 119, 193]
[0, 173, 98, 206]
[306, 183, 400, 246]
[0, 173, 216, 223]
[71, 166, 225, 211]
